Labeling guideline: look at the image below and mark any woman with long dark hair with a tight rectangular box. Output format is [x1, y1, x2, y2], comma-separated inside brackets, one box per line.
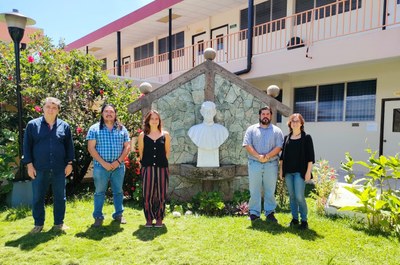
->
[279, 113, 315, 229]
[137, 110, 171, 227]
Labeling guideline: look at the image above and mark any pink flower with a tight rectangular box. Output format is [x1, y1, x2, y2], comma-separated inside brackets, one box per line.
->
[76, 127, 83, 134]
[8, 75, 13, 81]
[131, 187, 135, 191]
[34, 106, 42, 113]
[28, 56, 34, 63]
[99, 89, 104, 95]
[137, 128, 143, 133]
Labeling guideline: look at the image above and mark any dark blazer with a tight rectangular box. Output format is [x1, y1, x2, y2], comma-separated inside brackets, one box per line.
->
[280, 131, 315, 179]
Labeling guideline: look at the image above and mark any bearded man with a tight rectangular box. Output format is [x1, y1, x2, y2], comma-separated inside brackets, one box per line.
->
[242, 106, 283, 223]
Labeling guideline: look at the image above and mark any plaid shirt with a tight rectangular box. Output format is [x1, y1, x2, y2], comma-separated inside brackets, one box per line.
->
[86, 122, 130, 167]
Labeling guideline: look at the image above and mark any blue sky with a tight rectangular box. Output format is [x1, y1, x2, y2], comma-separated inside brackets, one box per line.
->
[2, 0, 153, 45]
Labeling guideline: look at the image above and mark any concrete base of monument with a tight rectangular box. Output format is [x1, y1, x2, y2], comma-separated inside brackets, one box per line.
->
[180, 163, 236, 180]
[168, 163, 249, 201]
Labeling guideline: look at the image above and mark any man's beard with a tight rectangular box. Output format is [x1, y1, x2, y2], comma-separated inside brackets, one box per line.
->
[259, 117, 270, 125]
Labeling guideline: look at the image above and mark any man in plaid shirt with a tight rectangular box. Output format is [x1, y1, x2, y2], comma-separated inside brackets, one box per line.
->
[86, 104, 131, 227]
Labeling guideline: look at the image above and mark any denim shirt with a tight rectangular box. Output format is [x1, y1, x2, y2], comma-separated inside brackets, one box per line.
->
[242, 123, 284, 161]
[22, 116, 75, 171]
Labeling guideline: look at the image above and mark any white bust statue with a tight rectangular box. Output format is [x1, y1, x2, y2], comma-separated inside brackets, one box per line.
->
[188, 101, 229, 167]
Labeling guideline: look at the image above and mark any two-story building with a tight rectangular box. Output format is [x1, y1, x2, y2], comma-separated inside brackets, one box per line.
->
[65, 0, 400, 173]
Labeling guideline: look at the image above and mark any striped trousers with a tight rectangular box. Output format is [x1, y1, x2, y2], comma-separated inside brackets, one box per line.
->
[141, 166, 169, 222]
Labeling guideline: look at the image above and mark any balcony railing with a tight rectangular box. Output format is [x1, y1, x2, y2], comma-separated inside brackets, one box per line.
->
[107, 0, 399, 82]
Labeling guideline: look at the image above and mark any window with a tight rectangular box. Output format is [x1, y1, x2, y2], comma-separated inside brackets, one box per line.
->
[101, 58, 107, 71]
[240, 0, 287, 39]
[295, 0, 362, 24]
[393, 108, 400, 132]
[294, 86, 317, 122]
[158, 31, 185, 60]
[294, 80, 376, 122]
[197, 40, 205, 55]
[345, 80, 376, 121]
[318, 83, 344, 121]
[134, 42, 154, 67]
[216, 34, 224, 50]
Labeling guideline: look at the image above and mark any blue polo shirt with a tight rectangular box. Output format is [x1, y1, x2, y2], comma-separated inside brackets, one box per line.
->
[22, 116, 75, 171]
[86, 122, 130, 168]
[242, 123, 284, 161]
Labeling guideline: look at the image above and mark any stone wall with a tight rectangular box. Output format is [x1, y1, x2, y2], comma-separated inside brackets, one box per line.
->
[151, 74, 268, 201]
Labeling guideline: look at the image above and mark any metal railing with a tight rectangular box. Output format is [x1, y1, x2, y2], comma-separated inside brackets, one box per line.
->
[107, 0, 399, 81]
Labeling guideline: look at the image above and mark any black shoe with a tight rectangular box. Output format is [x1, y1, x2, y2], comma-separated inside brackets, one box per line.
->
[289, 219, 299, 227]
[299, 221, 308, 230]
[248, 214, 260, 221]
[266, 212, 278, 223]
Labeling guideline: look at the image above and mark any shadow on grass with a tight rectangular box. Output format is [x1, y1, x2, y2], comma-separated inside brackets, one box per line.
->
[75, 220, 124, 241]
[248, 219, 323, 241]
[132, 224, 168, 241]
[5, 228, 66, 251]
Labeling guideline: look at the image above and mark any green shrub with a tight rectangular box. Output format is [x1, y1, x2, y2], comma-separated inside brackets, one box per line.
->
[0, 129, 18, 199]
[1, 34, 142, 198]
[192, 191, 225, 216]
[341, 149, 400, 236]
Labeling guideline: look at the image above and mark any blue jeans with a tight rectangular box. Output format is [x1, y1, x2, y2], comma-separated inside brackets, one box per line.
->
[248, 159, 278, 217]
[93, 165, 125, 219]
[32, 169, 66, 226]
[285, 172, 308, 221]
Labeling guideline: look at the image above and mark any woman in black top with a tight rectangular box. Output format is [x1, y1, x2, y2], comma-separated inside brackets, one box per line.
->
[138, 110, 171, 227]
[279, 113, 315, 229]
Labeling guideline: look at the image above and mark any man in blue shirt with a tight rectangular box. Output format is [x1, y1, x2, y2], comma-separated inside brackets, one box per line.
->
[243, 106, 283, 223]
[87, 104, 131, 227]
[23, 97, 74, 233]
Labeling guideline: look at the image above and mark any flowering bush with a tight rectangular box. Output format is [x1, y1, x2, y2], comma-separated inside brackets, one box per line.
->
[311, 159, 337, 215]
[123, 151, 142, 203]
[0, 33, 142, 196]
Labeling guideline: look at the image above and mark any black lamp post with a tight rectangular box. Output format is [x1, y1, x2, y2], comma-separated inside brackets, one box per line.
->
[0, 9, 35, 181]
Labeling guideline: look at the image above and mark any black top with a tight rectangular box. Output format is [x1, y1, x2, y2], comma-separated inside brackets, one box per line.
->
[280, 131, 315, 179]
[141, 135, 168, 168]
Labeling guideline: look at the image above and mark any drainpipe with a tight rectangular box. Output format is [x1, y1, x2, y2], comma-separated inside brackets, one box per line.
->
[117, 31, 121, 76]
[382, 0, 388, 30]
[169, 8, 173, 74]
[235, 0, 253, 75]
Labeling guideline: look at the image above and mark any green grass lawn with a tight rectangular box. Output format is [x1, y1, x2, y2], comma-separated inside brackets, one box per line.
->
[0, 198, 399, 265]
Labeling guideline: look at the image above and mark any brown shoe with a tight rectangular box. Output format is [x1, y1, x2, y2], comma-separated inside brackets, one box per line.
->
[53, 224, 70, 231]
[30, 226, 43, 234]
[114, 215, 127, 224]
[91, 218, 103, 227]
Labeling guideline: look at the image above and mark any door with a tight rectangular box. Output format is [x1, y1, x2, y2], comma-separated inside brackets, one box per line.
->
[382, 99, 400, 156]
[211, 25, 228, 63]
[192, 32, 206, 67]
[387, 0, 400, 26]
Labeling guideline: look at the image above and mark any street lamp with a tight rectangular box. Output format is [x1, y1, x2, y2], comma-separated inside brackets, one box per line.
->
[0, 9, 35, 181]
